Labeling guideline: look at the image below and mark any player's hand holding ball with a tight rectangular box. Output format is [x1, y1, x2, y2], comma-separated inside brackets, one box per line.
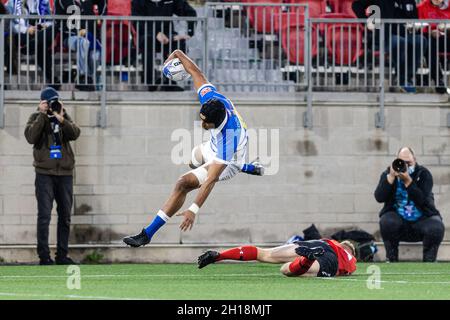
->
[177, 210, 196, 231]
[163, 58, 191, 82]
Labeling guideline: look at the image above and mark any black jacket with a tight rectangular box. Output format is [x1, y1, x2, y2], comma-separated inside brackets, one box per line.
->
[24, 111, 81, 176]
[374, 164, 441, 219]
[131, 0, 197, 39]
[352, 0, 418, 41]
[55, 0, 107, 38]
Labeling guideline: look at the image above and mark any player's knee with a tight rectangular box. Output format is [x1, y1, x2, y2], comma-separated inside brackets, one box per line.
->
[175, 175, 198, 193]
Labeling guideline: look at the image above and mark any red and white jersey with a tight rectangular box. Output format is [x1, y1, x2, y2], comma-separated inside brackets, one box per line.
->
[324, 239, 357, 276]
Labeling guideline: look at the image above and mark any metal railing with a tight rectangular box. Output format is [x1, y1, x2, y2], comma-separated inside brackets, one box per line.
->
[1, 8, 450, 129]
[310, 18, 450, 89]
[0, 14, 207, 127]
[309, 18, 450, 128]
[203, 2, 309, 92]
[1, 14, 207, 88]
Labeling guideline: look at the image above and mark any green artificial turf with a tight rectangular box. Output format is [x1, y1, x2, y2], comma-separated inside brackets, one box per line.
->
[0, 262, 449, 300]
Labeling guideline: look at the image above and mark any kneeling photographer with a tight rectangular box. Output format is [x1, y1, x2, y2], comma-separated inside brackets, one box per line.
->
[24, 88, 81, 265]
[374, 147, 445, 262]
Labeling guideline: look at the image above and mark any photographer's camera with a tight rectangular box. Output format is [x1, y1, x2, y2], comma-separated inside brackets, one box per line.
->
[48, 99, 62, 115]
[392, 158, 407, 173]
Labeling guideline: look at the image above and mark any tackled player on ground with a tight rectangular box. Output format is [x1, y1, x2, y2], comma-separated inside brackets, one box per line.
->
[198, 239, 357, 278]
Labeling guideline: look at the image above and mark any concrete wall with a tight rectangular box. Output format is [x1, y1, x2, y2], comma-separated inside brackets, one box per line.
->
[1, 93, 449, 246]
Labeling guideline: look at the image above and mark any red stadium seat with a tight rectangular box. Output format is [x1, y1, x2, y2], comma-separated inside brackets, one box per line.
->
[246, 0, 283, 33]
[317, 13, 355, 33]
[274, 11, 306, 32]
[108, 0, 130, 15]
[328, 0, 357, 17]
[247, 1, 326, 33]
[324, 21, 364, 65]
[286, 0, 327, 18]
[281, 19, 318, 65]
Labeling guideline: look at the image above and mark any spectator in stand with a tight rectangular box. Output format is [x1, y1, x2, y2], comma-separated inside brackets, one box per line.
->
[6, 0, 60, 89]
[418, 0, 450, 94]
[131, 0, 197, 91]
[1, 1, 18, 74]
[54, 0, 106, 91]
[353, 0, 428, 93]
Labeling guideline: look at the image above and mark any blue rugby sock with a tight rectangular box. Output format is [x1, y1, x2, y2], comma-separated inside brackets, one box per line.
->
[144, 210, 170, 239]
[241, 163, 256, 174]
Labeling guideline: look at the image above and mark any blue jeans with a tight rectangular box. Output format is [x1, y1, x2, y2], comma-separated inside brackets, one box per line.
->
[388, 34, 428, 86]
[65, 36, 100, 78]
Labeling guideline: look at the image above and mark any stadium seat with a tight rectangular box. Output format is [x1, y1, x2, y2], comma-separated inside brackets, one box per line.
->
[286, 0, 327, 18]
[246, 0, 283, 33]
[328, 0, 357, 17]
[317, 13, 356, 34]
[324, 20, 364, 65]
[108, 0, 130, 15]
[281, 20, 318, 65]
[274, 11, 306, 32]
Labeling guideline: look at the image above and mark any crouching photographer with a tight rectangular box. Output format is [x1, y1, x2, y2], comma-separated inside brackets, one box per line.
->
[24, 88, 81, 265]
[374, 147, 445, 262]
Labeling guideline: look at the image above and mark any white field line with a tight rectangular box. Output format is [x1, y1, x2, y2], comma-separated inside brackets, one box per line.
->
[0, 292, 152, 300]
[318, 277, 450, 285]
[1, 272, 450, 285]
[0, 273, 280, 279]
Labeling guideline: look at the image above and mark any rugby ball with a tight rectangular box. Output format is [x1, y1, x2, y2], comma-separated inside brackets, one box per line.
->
[163, 58, 191, 82]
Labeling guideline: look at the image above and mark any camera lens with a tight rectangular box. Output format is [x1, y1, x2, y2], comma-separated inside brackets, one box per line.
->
[392, 158, 407, 173]
[49, 99, 61, 113]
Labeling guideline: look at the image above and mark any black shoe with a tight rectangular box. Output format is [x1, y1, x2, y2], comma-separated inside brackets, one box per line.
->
[39, 257, 55, 265]
[436, 80, 449, 94]
[148, 85, 158, 92]
[123, 229, 151, 247]
[197, 250, 220, 269]
[295, 246, 325, 260]
[386, 257, 398, 263]
[55, 256, 79, 265]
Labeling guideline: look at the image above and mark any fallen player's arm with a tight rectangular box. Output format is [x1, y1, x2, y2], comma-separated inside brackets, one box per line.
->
[165, 49, 208, 91]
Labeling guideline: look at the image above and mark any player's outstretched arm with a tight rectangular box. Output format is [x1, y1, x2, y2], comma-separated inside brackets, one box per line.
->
[193, 162, 226, 207]
[176, 161, 226, 231]
[165, 49, 208, 91]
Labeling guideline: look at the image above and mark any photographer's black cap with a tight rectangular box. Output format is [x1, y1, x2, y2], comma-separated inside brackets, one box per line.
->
[40, 87, 59, 101]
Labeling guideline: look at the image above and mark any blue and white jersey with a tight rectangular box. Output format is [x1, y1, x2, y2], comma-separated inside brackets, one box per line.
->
[197, 83, 248, 164]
